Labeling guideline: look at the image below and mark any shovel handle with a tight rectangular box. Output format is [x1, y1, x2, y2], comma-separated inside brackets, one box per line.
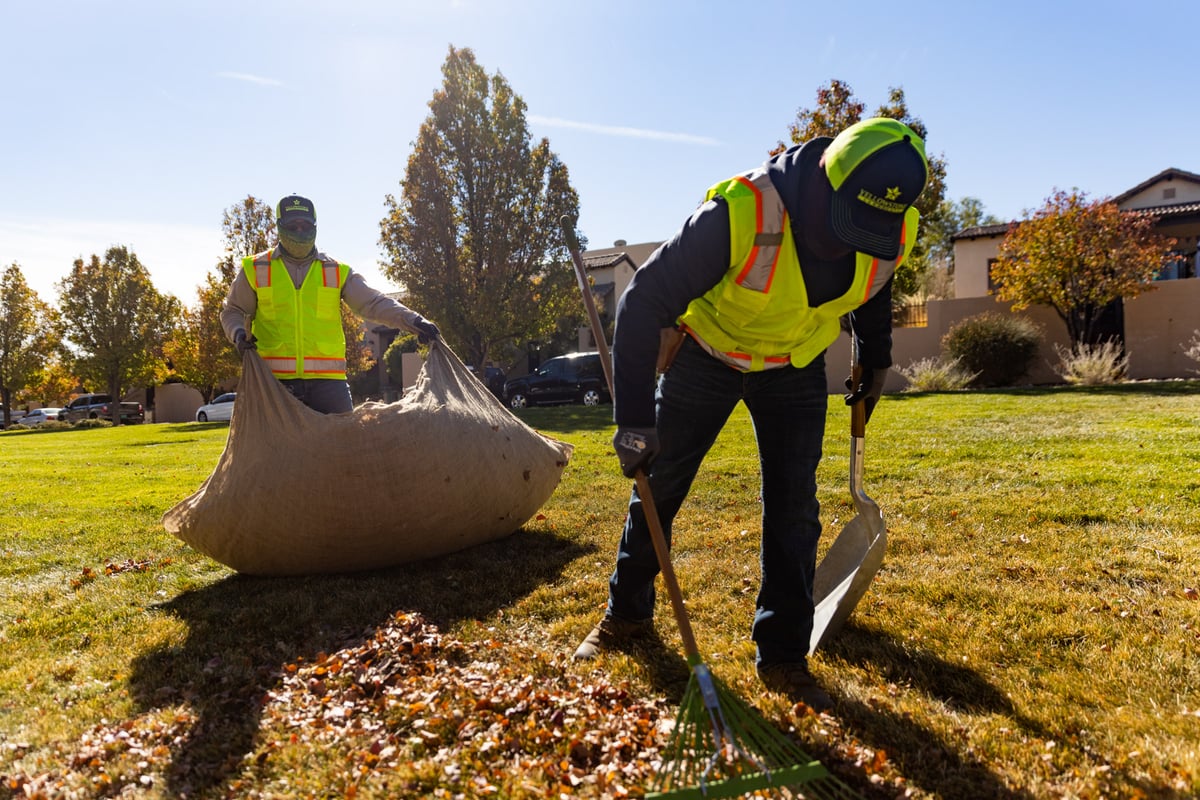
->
[850, 362, 867, 439]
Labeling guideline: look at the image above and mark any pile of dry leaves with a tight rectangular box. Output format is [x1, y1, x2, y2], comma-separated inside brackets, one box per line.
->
[5, 611, 895, 798]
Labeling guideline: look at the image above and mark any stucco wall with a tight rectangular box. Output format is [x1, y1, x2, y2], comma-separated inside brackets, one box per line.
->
[1124, 277, 1200, 379]
[154, 383, 205, 423]
[824, 278, 1200, 393]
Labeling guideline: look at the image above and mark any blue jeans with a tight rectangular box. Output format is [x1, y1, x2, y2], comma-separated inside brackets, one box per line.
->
[606, 337, 828, 665]
[278, 379, 353, 414]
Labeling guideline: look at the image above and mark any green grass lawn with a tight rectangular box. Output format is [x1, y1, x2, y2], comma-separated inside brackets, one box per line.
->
[1, 383, 1198, 799]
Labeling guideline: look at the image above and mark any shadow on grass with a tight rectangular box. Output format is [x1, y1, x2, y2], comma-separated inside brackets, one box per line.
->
[508, 404, 614, 434]
[827, 622, 1048, 800]
[129, 527, 594, 797]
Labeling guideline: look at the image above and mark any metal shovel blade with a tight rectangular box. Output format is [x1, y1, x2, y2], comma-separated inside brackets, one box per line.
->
[808, 411, 887, 655]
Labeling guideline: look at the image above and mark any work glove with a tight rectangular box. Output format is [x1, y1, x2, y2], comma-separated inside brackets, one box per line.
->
[234, 329, 257, 355]
[414, 319, 440, 345]
[612, 426, 660, 478]
[844, 367, 887, 424]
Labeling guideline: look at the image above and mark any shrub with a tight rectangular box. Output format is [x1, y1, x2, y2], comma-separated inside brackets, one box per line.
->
[384, 334, 419, 386]
[896, 357, 980, 392]
[72, 418, 113, 429]
[1185, 330, 1200, 375]
[942, 312, 1041, 387]
[1053, 341, 1128, 385]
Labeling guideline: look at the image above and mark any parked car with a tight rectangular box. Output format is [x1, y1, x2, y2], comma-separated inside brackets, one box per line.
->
[467, 365, 507, 399]
[503, 352, 609, 409]
[16, 408, 65, 427]
[196, 392, 236, 422]
[62, 394, 145, 424]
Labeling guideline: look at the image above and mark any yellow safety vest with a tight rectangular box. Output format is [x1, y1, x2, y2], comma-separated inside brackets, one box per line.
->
[244, 251, 350, 380]
[677, 165, 918, 372]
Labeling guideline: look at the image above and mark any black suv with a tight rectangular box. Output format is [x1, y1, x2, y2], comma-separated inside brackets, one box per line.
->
[503, 352, 609, 409]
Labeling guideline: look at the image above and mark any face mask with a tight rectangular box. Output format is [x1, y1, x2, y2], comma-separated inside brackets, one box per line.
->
[278, 225, 317, 259]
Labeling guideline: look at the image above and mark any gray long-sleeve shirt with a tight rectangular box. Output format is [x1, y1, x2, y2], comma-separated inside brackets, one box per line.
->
[220, 245, 431, 344]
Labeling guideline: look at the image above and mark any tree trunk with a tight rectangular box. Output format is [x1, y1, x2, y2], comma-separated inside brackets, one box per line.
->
[108, 377, 123, 427]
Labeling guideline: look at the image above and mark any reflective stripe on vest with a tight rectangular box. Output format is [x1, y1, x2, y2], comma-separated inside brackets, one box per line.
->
[678, 168, 919, 373]
[244, 250, 349, 380]
[728, 168, 786, 292]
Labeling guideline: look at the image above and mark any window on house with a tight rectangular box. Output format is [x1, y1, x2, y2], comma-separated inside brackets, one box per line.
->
[986, 258, 1001, 293]
[1163, 187, 1177, 200]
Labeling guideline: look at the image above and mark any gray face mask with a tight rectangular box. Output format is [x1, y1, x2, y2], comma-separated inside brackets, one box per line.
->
[279, 225, 317, 259]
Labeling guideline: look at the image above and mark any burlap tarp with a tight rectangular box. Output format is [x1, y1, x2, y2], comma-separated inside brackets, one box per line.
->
[162, 341, 573, 576]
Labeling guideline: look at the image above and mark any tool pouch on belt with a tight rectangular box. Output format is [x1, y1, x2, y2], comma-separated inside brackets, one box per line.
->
[657, 327, 686, 374]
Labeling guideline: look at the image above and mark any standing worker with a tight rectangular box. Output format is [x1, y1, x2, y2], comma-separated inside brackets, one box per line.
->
[221, 195, 441, 414]
[573, 118, 929, 712]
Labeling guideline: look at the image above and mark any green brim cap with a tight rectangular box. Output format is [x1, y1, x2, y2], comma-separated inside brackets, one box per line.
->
[276, 195, 316, 225]
[825, 118, 928, 259]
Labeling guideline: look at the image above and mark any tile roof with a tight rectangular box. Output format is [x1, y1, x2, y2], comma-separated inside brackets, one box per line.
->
[582, 252, 634, 270]
[952, 201, 1200, 241]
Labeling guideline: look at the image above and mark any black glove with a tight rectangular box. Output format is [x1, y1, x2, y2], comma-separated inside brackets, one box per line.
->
[612, 426, 660, 478]
[234, 329, 257, 355]
[414, 319, 440, 345]
[844, 367, 887, 424]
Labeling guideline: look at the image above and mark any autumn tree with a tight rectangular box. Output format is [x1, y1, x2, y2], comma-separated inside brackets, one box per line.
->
[56, 246, 179, 424]
[992, 189, 1176, 349]
[19, 356, 75, 408]
[379, 45, 584, 371]
[0, 264, 59, 427]
[165, 196, 274, 401]
[774, 79, 949, 299]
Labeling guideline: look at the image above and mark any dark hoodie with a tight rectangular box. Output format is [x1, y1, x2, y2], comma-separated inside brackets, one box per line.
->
[610, 140, 894, 428]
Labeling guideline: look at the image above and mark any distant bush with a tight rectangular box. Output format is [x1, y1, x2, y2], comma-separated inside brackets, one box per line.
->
[942, 312, 1041, 387]
[1185, 330, 1200, 375]
[896, 357, 980, 392]
[72, 418, 113, 430]
[1053, 341, 1128, 385]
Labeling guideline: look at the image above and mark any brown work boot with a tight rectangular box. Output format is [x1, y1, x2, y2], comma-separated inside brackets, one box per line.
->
[573, 616, 652, 660]
[757, 662, 834, 712]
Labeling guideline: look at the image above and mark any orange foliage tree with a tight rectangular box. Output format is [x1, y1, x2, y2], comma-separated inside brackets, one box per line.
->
[992, 190, 1176, 349]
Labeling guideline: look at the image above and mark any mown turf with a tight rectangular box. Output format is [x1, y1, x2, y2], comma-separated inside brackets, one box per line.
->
[1, 384, 1198, 798]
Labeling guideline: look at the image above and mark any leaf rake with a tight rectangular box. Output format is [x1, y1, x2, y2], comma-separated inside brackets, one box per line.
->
[561, 216, 863, 799]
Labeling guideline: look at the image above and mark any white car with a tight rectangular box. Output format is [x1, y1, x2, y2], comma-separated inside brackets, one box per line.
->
[16, 408, 64, 427]
[195, 393, 236, 422]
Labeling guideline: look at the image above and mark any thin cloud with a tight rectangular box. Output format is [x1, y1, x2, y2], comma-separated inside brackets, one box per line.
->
[528, 115, 721, 147]
[217, 71, 283, 88]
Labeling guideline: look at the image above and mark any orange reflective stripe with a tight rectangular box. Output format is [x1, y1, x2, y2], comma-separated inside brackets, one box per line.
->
[303, 358, 347, 374]
[728, 170, 784, 292]
[733, 176, 763, 286]
[862, 258, 880, 304]
[262, 357, 297, 374]
[253, 256, 272, 288]
[322, 260, 340, 287]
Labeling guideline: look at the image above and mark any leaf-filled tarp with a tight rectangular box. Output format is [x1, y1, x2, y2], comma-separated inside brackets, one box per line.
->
[163, 341, 573, 576]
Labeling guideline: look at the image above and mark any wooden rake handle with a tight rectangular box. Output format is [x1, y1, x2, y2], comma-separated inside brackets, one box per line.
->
[561, 215, 703, 663]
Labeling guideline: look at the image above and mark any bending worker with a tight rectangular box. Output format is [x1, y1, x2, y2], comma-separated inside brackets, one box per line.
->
[221, 195, 440, 414]
[574, 118, 929, 712]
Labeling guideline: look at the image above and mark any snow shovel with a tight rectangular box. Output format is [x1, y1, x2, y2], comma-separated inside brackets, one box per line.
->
[808, 360, 887, 655]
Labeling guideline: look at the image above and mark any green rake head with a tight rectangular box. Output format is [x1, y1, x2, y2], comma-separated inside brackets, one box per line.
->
[647, 662, 861, 800]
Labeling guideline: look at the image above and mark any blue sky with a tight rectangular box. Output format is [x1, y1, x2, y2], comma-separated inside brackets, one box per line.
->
[4, 0, 1198, 304]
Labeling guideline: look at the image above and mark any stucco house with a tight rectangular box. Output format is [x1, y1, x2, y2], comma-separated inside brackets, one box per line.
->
[947, 168, 1200, 384]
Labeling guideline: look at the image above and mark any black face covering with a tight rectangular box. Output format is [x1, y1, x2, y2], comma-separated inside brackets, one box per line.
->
[279, 226, 317, 259]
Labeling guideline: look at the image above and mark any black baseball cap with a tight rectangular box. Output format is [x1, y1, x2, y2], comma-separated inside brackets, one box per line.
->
[276, 195, 316, 225]
[824, 118, 928, 259]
